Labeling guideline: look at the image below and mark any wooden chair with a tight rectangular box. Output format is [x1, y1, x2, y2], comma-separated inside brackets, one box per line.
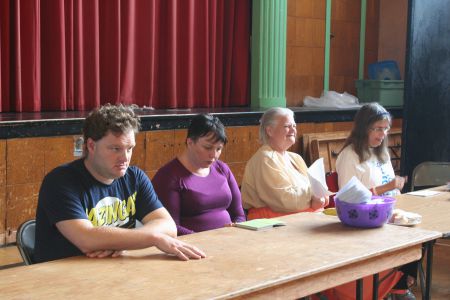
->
[304, 129, 402, 174]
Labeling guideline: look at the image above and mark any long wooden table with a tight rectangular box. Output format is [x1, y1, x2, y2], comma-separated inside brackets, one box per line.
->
[393, 186, 450, 299]
[0, 213, 440, 299]
[395, 186, 450, 237]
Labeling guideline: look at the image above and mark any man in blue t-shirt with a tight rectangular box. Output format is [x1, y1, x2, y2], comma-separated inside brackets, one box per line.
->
[35, 104, 206, 263]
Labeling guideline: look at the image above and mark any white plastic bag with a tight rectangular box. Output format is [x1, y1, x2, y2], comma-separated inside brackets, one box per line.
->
[303, 91, 361, 108]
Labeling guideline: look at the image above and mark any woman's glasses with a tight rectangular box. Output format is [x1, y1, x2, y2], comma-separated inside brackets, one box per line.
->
[370, 126, 390, 133]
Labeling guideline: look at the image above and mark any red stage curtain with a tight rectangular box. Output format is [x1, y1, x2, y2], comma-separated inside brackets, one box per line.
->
[0, 0, 251, 112]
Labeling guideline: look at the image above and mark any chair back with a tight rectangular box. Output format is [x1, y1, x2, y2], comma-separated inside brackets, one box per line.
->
[16, 219, 36, 265]
[325, 171, 339, 208]
[410, 161, 450, 191]
[326, 171, 339, 193]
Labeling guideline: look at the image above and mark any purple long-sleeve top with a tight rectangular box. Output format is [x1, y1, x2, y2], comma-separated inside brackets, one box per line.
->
[152, 158, 246, 235]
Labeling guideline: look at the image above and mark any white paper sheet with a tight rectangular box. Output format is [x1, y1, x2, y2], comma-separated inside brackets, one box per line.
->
[335, 176, 372, 204]
[406, 190, 441, 197]
[307, 158, 332, 198]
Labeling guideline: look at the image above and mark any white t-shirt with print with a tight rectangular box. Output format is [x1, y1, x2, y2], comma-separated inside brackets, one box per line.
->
[336, 145, 398, 196]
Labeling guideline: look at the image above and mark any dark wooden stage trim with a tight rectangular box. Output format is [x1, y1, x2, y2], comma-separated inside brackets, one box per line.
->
[0, 106, 402, 139]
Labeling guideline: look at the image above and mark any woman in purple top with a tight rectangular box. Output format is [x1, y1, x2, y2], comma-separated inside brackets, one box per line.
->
[153, 114, 246, 235]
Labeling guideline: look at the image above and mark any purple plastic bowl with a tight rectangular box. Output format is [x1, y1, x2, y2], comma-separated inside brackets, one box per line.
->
[335, 196, 396, 228]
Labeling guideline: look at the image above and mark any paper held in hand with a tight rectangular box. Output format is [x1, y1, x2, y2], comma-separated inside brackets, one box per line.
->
[307, 158, 333, 198]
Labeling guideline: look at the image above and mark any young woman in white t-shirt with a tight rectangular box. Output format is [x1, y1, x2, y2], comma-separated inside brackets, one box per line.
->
[336, 102, 407, 196]
[334, 103, 415, 300]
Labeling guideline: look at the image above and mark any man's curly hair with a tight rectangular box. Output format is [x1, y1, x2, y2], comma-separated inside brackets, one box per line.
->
[83, 104, 141, 146]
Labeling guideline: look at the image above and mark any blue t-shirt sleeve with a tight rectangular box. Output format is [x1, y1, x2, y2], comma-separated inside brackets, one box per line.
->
[38, 167, 89, 225]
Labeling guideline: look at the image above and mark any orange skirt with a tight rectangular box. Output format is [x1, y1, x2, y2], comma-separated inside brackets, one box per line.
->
[246, 206, 319, 220]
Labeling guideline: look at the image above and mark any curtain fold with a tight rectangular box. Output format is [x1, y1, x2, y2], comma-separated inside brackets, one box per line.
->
[0, 0, 250, 112]
[0, 0, 11, 111]
[41, 0, 67, 110]
[13, 0, 41, 112]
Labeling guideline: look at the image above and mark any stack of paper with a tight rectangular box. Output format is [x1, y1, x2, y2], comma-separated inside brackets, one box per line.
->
[235, 219, 286, 231]
[406, 190, 441, 197]
[335, 176, 372, 204]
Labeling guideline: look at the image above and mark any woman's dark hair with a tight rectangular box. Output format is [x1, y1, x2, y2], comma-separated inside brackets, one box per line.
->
[187, 114, 227, 144]
[341, 103, 392, 163]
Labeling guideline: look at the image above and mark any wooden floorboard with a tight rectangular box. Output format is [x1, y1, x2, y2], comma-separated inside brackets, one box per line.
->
[0, 245, 24, 269]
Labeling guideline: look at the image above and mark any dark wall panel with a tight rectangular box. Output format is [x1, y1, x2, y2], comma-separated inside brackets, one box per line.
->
[402, 0, 450, 180]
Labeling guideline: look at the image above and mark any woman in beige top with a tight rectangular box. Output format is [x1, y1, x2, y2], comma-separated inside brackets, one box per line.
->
[241, 107, 329, 220]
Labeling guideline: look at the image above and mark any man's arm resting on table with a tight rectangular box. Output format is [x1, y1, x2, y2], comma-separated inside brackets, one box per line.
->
[55, 207, 206, 261]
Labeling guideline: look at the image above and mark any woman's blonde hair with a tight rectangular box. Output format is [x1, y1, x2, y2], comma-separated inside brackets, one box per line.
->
[259, 107, 294, 144]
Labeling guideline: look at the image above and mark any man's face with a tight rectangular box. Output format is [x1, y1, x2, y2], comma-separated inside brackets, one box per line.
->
[85, 130, 136, 184]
